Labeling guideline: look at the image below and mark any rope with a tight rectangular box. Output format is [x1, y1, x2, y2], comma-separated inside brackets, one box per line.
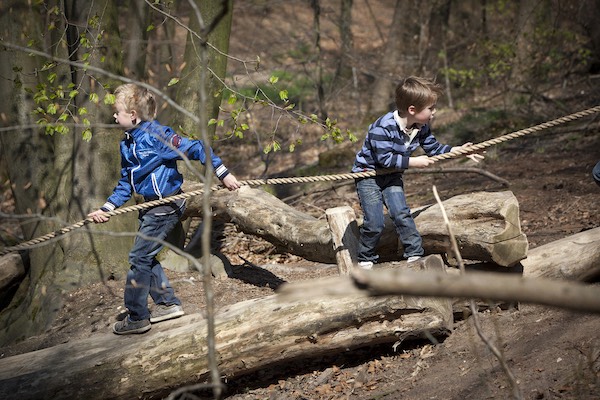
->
[1, 105, 599, 256]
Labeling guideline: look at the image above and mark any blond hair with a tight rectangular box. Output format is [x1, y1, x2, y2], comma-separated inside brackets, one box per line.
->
[395, 76, 444, 115]
[113, 84, 157, 121]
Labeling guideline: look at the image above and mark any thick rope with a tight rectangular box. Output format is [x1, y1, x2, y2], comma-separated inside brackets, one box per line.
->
[1, 105, 599, 256]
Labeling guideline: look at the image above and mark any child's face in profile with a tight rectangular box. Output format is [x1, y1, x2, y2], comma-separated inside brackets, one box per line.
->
[113, 103, 137, 129]
[410, 103, 437, 127]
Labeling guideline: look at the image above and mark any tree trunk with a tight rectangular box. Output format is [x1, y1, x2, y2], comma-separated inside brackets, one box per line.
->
[181, 186, 527, 267]
[325, 206, 360, 275]
[521, 227, 600, 281]
[175, 0, 233, 140]
[333, 0, 354, 83]
[280, 255, 600, 314]
[124, 0, 150, 80]
[368, 0, 405, 114]
[415, 190, 528, 267]
[0, 0, 136, 347]
[0, 261, 452, 400]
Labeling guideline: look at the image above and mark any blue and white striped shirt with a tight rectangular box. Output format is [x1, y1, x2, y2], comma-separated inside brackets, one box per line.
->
[352, 111, 451, 172]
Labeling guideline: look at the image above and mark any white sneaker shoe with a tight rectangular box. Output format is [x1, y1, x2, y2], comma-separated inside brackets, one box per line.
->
[358, 261, 374, 270]
[407, 256, 422, 263]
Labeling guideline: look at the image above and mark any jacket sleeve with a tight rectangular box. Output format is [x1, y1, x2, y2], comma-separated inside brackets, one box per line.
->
[156, 127, 231, 180]
[419, 126, 451, 156]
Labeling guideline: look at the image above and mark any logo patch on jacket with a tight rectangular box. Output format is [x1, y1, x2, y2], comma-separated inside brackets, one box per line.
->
[170, 134, 182, 148]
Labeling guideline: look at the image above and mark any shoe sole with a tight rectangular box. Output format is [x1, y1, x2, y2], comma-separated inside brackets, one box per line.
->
[150, 310, 185, 323]
[113, 322, 151, 335]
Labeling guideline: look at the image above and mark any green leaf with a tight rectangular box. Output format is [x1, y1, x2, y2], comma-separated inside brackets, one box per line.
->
[104, 93, 116, 105]
[147, 24, 155, 32]
[167, 77, 179, 86]
[208, 118, 218, 126]
[227, 93, 237, 105]
[89, 93, 99, 104]
[69, 89, 79, 99]
[47, 73, 57, 83]
[82, 129, 93, 141]
[269, 75, 279, 84]
[279, 90, 288, 101]
[78, 107, 88, 115]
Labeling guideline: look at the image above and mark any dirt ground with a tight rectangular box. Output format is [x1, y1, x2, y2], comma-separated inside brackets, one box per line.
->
[1, 123, 599, 400]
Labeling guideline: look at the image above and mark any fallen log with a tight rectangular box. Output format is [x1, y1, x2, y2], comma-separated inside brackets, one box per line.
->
[277, 255, 600, 314]
[0, 262, 452, 400]
[180, 185, 527, 267]
[415, 191, 528, 267]
[521, 227, 600, 281]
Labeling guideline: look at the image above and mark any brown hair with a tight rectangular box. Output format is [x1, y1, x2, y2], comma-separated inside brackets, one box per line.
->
[113, 83, 157, 121]
[394, 76, 444, 115]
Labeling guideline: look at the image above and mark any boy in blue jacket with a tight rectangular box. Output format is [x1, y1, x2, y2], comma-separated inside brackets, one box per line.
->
[88, 83, 240, 334]
[352, 76, 482, 269]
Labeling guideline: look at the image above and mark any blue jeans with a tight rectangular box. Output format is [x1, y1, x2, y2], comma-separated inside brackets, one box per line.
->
[593, 161, 600, 187]
[126, 210, 182, 321]
[355, 174, 424, 263]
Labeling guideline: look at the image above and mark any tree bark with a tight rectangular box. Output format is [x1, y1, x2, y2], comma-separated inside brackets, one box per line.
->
[368, 0, 405, 114]
[279, 255, 600, 314]
[0, 0, 135, 347]
[175, 0, 233, 140]
[521, 227, 600, 281]
[325, 206, 360, 274]
[0, 261, 452, 400]
[181, 185, 527, 267]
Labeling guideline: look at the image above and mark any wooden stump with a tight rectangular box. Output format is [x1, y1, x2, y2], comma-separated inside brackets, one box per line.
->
[325, 206, 360, 275]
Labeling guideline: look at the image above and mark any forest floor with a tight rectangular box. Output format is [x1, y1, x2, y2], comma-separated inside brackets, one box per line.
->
[1, 119, 599, 400]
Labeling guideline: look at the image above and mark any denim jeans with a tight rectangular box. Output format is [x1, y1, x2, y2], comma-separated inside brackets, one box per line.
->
[126, 210, 182, 321]
[355, 173, 424, 263]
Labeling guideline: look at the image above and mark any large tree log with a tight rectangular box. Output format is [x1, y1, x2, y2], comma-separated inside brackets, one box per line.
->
[279, 257, 600, 314]
[182, 185, 527, 266]
[414, 191, 528, 267]
[0, 262, 452, 400]
[521, 227, 600, 281]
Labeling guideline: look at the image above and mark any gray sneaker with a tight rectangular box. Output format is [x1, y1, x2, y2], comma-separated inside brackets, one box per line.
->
[150, 304, 185, 323]
[113, 317, 151, 335]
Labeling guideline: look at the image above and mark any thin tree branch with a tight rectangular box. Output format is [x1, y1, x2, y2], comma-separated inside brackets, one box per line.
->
[432, 185, 523, 400]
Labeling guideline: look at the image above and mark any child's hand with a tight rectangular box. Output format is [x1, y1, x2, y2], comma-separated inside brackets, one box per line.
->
[222, 174, 241, 191]
[87, 209, 110, 224]
[408, 155, 436, 168]
[451, 142, 485, 163]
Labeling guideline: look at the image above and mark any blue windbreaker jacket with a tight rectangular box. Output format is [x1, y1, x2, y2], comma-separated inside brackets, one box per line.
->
[101, 120, 229, 211]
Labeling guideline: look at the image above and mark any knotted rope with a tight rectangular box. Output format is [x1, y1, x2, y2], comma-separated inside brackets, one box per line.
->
[1, 105, 599, 256]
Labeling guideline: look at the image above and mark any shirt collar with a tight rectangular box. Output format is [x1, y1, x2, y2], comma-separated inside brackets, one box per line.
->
[393, 110, 409, 132]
